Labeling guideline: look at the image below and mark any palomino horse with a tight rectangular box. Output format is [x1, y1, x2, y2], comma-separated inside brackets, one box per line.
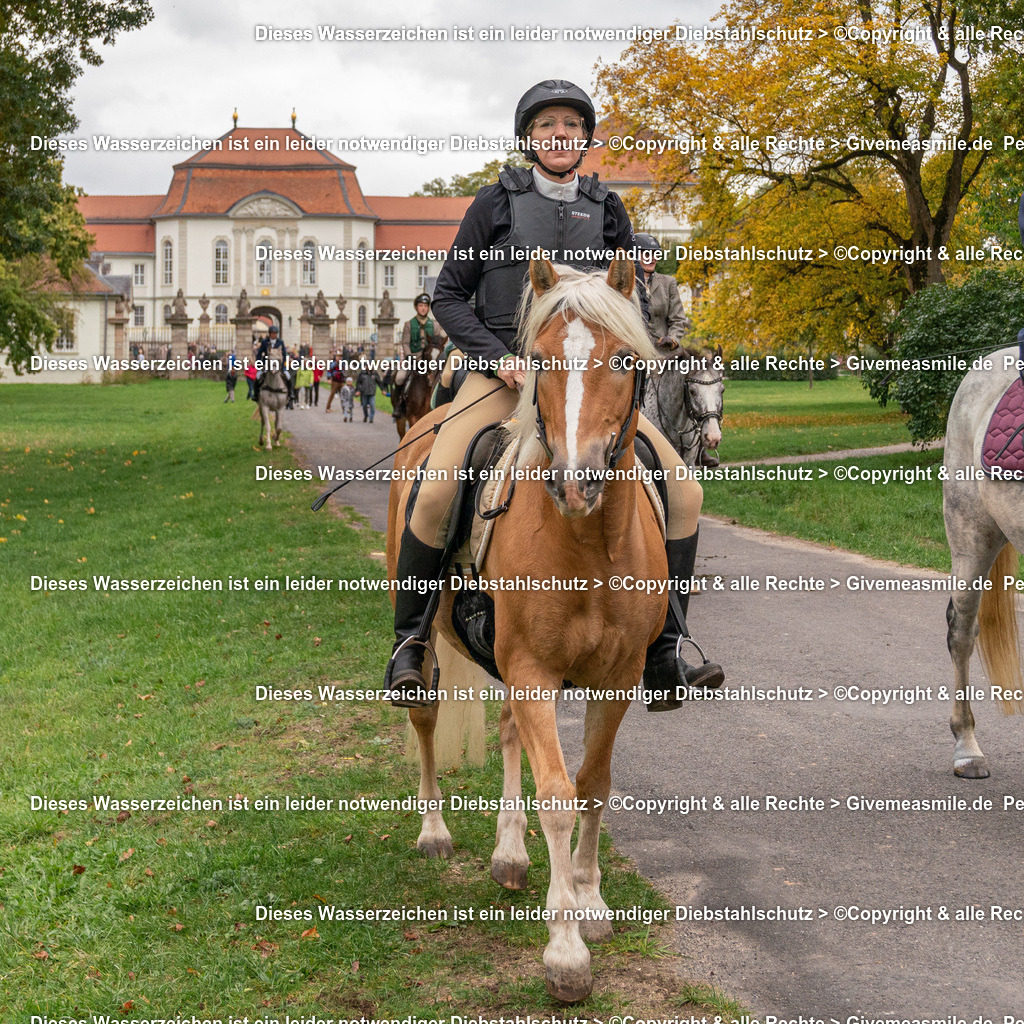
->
[256, 361, 289, 451]
[642, 343, 724, 467]
[944, 345, 1024, 778]
[386, 257, 667, 1002]
[386, 337, 446, 439]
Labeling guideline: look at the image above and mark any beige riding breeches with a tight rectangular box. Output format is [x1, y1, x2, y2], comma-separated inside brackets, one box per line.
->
[407, 370, 702, 547]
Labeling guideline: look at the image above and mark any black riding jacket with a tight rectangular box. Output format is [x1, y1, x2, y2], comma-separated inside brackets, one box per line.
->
[432, 166, 648, 373]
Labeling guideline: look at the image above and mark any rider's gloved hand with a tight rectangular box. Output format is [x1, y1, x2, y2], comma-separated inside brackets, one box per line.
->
[496, 354, 527, 390]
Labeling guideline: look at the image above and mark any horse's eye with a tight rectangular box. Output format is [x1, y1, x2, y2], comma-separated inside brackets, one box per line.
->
[612, 349, 632, 373]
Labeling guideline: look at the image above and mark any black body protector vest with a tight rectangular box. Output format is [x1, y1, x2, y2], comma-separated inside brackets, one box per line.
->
[475, 166, 609, 340]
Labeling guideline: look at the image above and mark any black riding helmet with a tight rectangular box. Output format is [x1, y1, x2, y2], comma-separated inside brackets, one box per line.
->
[413, 293, 431, 308]
[634, 233, 661, 254]
[514, 80, 596, 179]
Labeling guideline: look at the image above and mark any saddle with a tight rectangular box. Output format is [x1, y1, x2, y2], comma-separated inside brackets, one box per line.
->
[402, 425, 668, 683]
[981, 375, 1024, 477]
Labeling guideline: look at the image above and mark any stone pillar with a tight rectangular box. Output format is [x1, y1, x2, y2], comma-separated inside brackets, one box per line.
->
[231, 316, 255, 362]
[108, 310, 129, 362]
[166, 314, 192, 379]
[299, 313, 311, 351]
[308, 314, 332, 361]
[373, 316, 400, 358]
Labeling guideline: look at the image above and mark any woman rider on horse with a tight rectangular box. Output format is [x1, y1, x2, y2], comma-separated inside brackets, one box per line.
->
[386, 80, 725, 711]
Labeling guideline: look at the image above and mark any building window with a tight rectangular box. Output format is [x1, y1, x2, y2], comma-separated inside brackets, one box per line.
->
[383, 264, 395, 288]
[417, 265, 429, 289]
[357, 250, 367, 286]
[301, 244, 316, 286]
[133, 263, 146, 286]
[257, 238, 273, 286]
[133, 305, 144, 326]
[214, 240, 229, 285]
[53, 313, 75, 351]
[215, 303, 228, 324]
[162, 240, 173, 285]
[357, 305, 367, 327]
[163, 304, 172, 322]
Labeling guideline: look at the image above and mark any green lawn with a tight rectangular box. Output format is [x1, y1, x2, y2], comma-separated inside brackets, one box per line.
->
[0, 380, 736, 1019]
[718, 376, 912, 461]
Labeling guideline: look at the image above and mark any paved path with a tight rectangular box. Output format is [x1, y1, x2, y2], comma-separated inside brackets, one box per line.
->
[286, 409, 1024, 1018]
[726, 438, 944, 465]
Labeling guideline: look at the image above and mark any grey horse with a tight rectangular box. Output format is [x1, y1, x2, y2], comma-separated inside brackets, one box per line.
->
[641, 343, 724, 467]
[256, 361, 289, 451]
[943, 344, 1024, 778]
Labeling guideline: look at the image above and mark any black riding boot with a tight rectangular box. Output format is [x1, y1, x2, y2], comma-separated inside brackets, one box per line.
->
[643, 529, 725, 711]
[385, 527, 447, 708]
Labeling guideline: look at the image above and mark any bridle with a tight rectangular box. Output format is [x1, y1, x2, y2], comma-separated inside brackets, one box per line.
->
[648, 357, 724, 462]
[532, 356, 648, 470]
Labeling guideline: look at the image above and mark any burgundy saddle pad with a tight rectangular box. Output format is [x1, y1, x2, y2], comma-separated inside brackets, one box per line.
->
[981, 377, 1024, 475]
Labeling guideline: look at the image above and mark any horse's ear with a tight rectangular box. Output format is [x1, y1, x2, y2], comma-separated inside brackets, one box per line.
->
[530, 258, 560, 295]
[716, 344, 723, 358]
[607, 250, 634, 299]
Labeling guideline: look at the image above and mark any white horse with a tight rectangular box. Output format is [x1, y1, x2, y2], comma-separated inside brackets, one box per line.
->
[943, 345, 1024, 778]
[256, 361, 289, 451]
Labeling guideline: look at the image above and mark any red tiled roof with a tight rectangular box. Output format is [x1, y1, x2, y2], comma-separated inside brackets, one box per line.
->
[78, 195, 164, 219]
[366, 196, 472, 251]
[146, 127, 376, 218]
[374, 223, 465, 251]
[86, 222, 155, 254]
[364, 196, 474, 221]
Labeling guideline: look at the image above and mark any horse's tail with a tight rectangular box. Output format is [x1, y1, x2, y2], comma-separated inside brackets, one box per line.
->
[404, 632, 487, 768]
[977, 542, 1024, 715]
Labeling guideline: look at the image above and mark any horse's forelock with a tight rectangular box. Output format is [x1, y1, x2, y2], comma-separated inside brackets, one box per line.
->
[509, 265, 660, 468]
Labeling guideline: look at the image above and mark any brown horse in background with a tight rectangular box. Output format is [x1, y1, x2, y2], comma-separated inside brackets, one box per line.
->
[386, 256, 667, 1002]
[386, 336, 445, 439]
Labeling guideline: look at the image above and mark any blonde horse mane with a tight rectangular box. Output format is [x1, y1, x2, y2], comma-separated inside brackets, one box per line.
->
[506, 263, 661, 468]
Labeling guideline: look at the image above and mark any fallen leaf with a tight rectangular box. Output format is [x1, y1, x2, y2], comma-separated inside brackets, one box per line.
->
[71, 865, 86, 875]
[120, 848, 135, 861]
[33, 950, 49, 960]
[300, 926, 319, 940]
[117, 811, 131, 823]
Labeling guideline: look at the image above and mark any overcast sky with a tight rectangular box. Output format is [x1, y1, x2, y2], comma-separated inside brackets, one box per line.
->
[63, 0, 720, 198]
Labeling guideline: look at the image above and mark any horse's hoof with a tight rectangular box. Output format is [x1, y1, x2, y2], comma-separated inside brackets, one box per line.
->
[545, 965, 593, 1004]
[578, 916, 613, 944]
[417, 837, 453, 859]
[491, 860, 528, 890]
[954, 758, 990, 779]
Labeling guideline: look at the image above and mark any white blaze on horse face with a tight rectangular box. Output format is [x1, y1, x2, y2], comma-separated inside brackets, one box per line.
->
[561, 318, 596, 471]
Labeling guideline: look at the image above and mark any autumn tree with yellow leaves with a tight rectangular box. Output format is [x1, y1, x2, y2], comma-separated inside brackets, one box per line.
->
[599, 0, 1024, 357]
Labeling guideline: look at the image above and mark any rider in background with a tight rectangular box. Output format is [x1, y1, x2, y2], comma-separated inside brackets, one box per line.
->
[253, 324, 290, 402]
[635, 233, 693, 348]
[401, 293, 447, 360]
[386, 79, 725, 710]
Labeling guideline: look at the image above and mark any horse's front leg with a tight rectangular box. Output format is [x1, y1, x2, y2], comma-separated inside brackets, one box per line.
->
[573, 694, 631, 942]
[508, 670, 591, 1003]
[491, 699, 529, 889]
[409, 702, 453, 857]
[260, 408, 271, 451]
[273, 407, 282, 447]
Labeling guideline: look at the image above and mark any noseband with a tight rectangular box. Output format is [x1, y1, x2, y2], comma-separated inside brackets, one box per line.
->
[649, 360, 724, 461]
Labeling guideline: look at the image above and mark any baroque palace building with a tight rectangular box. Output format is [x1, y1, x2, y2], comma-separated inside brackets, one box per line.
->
[9, 115, 691, 382]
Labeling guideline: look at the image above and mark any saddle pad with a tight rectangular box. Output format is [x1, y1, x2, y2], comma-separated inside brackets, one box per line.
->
[981, 377, 1024, 476]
